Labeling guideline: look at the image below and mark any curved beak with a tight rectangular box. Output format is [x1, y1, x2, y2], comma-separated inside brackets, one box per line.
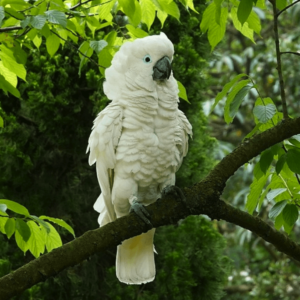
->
[152, 56, 172, 81]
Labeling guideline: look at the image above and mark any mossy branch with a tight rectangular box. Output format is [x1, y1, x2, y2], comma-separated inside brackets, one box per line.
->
[0, 117, 300, 300]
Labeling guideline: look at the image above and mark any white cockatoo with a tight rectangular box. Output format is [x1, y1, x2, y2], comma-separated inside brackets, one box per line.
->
[87, 32, 192, 285]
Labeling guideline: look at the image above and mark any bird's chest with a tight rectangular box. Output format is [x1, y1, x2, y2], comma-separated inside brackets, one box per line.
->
[115, 106, 179, 185]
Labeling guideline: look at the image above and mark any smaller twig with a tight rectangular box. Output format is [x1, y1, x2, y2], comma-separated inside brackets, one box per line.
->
[70, 0, 92, 10]
[70, 0, 112, 10]
[50, 29, 105, 69]
[18, 0, 45, 13]
[272, 3, 289, 120]
[14, 28, 31, 39]
[277, 0, 300, 18]
[280, 51, 300, 57]
[0, 26, 22, 33]
[5, 11, 23, 20]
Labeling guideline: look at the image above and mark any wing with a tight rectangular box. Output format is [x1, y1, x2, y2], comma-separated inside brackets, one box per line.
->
[175, 109, 192, 171]
[87, 102, 123, 225]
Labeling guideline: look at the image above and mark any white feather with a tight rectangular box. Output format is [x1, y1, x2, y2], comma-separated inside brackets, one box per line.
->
[87, 32, 192, 285]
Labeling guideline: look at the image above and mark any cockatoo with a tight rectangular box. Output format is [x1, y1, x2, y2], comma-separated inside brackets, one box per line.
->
[87, 32, 192, 284]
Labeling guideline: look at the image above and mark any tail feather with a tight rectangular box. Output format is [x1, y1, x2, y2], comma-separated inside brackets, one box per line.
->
[116, 229, 156, 284]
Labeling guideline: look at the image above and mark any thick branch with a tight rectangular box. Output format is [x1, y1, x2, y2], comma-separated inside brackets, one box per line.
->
[272, 3, 289, 120]
[0, 26, 22, 33]
[0, 117, 300, 299]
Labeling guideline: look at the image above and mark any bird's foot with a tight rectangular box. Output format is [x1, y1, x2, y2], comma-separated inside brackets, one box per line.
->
[130, 199, 153, 228]
[162, 185, 187, 205]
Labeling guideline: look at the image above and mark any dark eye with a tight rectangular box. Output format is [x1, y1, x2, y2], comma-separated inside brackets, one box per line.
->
[143, 55, 152, 64]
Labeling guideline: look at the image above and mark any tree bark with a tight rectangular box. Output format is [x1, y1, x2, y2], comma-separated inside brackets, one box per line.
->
[0, 117, 300, 299]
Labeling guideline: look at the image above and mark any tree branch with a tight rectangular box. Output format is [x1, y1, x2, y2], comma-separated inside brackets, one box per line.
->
[0, 117, 300, 299]
[276, 0, 300, 18]
[0, 26, 22, 33]
[272, 2, 289, 120]
[281, 51, 300, 57]
[50, 30, 105, 69]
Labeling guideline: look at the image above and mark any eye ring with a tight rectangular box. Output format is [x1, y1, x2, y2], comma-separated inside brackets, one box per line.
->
[143, 55, 152, 64]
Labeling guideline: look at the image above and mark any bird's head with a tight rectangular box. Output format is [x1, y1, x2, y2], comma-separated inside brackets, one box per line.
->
[104, 33, 175, 102]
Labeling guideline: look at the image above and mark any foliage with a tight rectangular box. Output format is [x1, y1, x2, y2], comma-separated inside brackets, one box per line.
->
[0, 0, 300, 298]
[0, 199, 74, 258]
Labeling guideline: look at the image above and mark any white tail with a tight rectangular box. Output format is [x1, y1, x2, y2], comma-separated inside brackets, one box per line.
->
[116, 229, 156, 284]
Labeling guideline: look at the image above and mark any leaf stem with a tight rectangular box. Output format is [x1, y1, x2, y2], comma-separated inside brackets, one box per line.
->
[278, 174, 293, 198]
[272, 2, 289, 120]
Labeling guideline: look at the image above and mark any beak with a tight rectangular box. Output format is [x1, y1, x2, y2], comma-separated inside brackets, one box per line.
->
[152, 56, 172, 81]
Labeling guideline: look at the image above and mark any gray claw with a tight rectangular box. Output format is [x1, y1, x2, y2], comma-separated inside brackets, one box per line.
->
[162, 185, 186, 203]
[130, 201, 153, 227]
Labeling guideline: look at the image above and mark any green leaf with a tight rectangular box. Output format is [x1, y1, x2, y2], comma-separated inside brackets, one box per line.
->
[259, 148, 274, 173]
[276, 0, 287, 10]
[30, 15, 47, 30]
[159, 0, 180, 20]
[211, 73, 247, 113]
[177, 80, 189, 103]
[247, 10, 261, 36]
[0, 203, 7, 214]
[269, 200, 287, 219]
[214, 0, 223, 25]
[4, 218, 15, 239]
[15, 228, 28, 253]
[41, 222, 62, 252]
[229, 84, 252, 119]
[126, 24, 148, 38]
[237, 0, 253, 25]
[0, 116, 3, 128]
[274, 212, 284, 230]
[231, 7, 254, 43]
[98, 48, 113, 75]
[157, 9, 168, 27]
[30, 215, 50, 234]
[286, 149, 300, 174]
[20, 16, 30, 28]
[0, 46, 26, 81]
[119, 0, 136, 20]
[46, 33, 61, 57]
[40, 216, 75, 237]
[266, 189, 287, 202]
[141, 0, 156, 30]
[78, 41, 93, 76]
[89, 40, 108, 54]
[99, 0, 116, 21]
[4, 7, 25, 20]
[27, 221, 45, 258]
[45, 10, 67, 27]
[0, 74, 20, 98]
[0, 216, 7, 233]
[282, 204, 298, 227]
[224, 79, 250, 124]
[253, 104, 276, 124]
[200, 2, 228, 50]
[246, 172, 269, 214]
[276, 153, 286, 174]
[15, 219, 31, 242]
[129, 0, 142, 27]
[0, 61, 17, 87]
[0, 199, 29, 216]
[0, 6, 4, 27]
